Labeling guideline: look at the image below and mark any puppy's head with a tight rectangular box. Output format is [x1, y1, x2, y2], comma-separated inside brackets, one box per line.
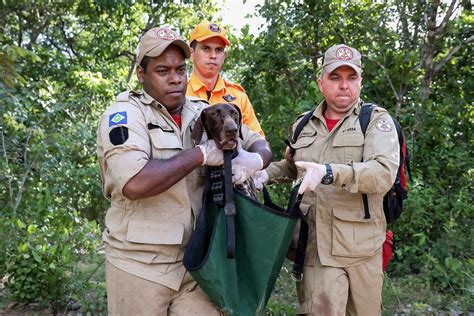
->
[193, 103, 242, 150]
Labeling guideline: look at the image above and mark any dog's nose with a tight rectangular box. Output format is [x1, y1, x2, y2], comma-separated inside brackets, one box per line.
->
[224, 124, 238, 134]
[224, 119, 238, 135]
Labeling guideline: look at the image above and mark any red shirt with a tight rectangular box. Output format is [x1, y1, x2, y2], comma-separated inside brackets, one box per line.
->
[171, 113, 182, 128]
[324, 114, 340, 132]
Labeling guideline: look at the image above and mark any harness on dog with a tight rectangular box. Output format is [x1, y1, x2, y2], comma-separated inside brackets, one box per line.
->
[208, 150, 238, 258]
[223, 150, 236, 258]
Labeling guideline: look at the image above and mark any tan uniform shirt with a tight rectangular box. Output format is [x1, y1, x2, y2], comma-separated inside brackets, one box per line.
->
[97, 90, 263, 290]
[187, 71, 265, 136]
[266, 100, 399, 268]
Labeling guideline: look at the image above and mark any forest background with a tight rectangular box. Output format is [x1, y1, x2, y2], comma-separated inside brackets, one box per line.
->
[0, 0, 472, 314]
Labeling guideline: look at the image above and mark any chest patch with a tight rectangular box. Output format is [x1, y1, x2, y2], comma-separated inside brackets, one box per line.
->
[223, 93, 236, 102]
[109, 111, 127, 126]
[376, 119, 393, 132]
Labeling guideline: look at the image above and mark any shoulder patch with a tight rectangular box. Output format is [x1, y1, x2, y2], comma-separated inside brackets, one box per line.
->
[109, 126, 129, 145]
[224, 80, 245, 92]
[109, 111, 127, 126]
[376, 118, 393, 132]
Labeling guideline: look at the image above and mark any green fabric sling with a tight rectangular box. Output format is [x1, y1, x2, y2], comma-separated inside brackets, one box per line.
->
[184, 163, 301, 315]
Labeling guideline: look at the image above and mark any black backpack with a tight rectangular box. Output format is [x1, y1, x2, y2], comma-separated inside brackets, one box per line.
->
[285, 102, 411, 224]
[359, 103, 411, 223]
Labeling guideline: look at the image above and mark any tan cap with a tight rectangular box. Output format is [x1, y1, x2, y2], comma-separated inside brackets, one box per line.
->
[136, 26, 191, 65]
[189, 22, 231, 46]
[322, 44, 362, 74]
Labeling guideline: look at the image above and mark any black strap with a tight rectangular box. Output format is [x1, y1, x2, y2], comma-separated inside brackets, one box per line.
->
[223, 150, 236, 259]
[359, 103, 375, 219]
[362, 194, 371, 219]
[291, 216, 308, 281]
[359, 102, 374, 136]
[286, 109, 315, 157]
[285, 186, 306, 282]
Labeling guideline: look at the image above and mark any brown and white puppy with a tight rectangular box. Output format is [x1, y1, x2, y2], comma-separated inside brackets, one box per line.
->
[192, 103, 258, 201]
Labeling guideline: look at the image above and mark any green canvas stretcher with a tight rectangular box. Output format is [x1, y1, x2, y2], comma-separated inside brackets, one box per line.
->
[183, 184, 301, 315]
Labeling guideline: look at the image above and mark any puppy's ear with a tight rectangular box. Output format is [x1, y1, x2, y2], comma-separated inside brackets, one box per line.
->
[229, 103, 243, 140]
[191, 108, 207, 144]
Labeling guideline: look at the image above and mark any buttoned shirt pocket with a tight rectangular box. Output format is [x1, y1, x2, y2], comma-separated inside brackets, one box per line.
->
[293, 130, 317, 161]
[332, 133, 364, 163]
[149, 122, 182, 159]
[331, 207, 376, 257]
[125, 219, 184, 263]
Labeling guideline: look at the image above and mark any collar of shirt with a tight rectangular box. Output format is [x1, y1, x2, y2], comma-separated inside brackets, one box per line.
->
[315, 98, 361, 120]
[131, 89, 156, 106]
[188, 71, 226, 94]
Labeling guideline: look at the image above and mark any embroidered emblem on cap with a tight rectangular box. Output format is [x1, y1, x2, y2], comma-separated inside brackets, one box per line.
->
[376, 118, 392, 132]
[336, 47, 354, 60]
[223, 94, 236, 102]
[109, 111, 128, 127]
[208, 23, 222, 33]
[156, 27, 176, 41]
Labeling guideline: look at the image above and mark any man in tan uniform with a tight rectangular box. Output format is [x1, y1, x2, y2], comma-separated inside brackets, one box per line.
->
[254, 44, 399, 315]
[97, 26, 271, 315]
[186, 21, 264, 136]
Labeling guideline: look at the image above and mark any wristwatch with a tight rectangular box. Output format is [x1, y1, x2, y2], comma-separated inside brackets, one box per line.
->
[321, 164, 334, 185]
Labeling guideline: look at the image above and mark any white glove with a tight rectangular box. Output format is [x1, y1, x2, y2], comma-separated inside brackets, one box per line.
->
[253, 170, 269, 191]
[231, 147, 264, 185]
[197, 140, 224, 166]
[295, 161, 326, 194]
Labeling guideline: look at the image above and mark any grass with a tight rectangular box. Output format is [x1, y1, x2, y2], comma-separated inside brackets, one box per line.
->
[265, 260, 473, 315]
[1, 258, 472, 315]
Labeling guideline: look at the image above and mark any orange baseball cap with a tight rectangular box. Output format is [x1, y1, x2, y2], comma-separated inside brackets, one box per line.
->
[136, 26, 190, 65]
[189, 22, 231, 47]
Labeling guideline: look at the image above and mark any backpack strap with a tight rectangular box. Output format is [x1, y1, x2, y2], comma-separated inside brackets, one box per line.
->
[359, 103, 375, 219]
[359, 102, 375, 136]
[284, 109, 315, 157]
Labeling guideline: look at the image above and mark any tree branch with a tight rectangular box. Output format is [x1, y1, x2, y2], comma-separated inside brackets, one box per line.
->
[12, 128, 40, 215]
[433, 34, 474, 73]
[435, 0, 458, 35]
[364, 55, 402, 107]
[1, 128, 13, 204]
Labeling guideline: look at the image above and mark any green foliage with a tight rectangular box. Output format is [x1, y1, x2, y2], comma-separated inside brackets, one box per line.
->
[230, 0, 473, 300]
[0, 0, 473, 312]
[382, 273, 473, 314]
[0, 0, 218, 311]
[265, 261, 298, 315]
[3, 215, 104, 312]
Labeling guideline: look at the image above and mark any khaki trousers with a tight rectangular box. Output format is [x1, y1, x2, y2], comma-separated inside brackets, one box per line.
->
[106, 260, 221, 316]
[296, 252, 383, 316]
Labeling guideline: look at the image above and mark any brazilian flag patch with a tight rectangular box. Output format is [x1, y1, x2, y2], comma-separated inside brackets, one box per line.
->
[109, 111, 127, 126]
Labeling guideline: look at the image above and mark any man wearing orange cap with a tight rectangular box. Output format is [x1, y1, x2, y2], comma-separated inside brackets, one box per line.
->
[97, 25, 271, 314]
[254, 44, 399, 315]
[187, 21, 264, 136]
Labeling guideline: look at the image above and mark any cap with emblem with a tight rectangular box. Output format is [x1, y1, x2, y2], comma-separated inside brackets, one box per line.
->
[136, 26, 191, 66]
[189, 22, 231, 47]
[322, 44, 362, 74]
